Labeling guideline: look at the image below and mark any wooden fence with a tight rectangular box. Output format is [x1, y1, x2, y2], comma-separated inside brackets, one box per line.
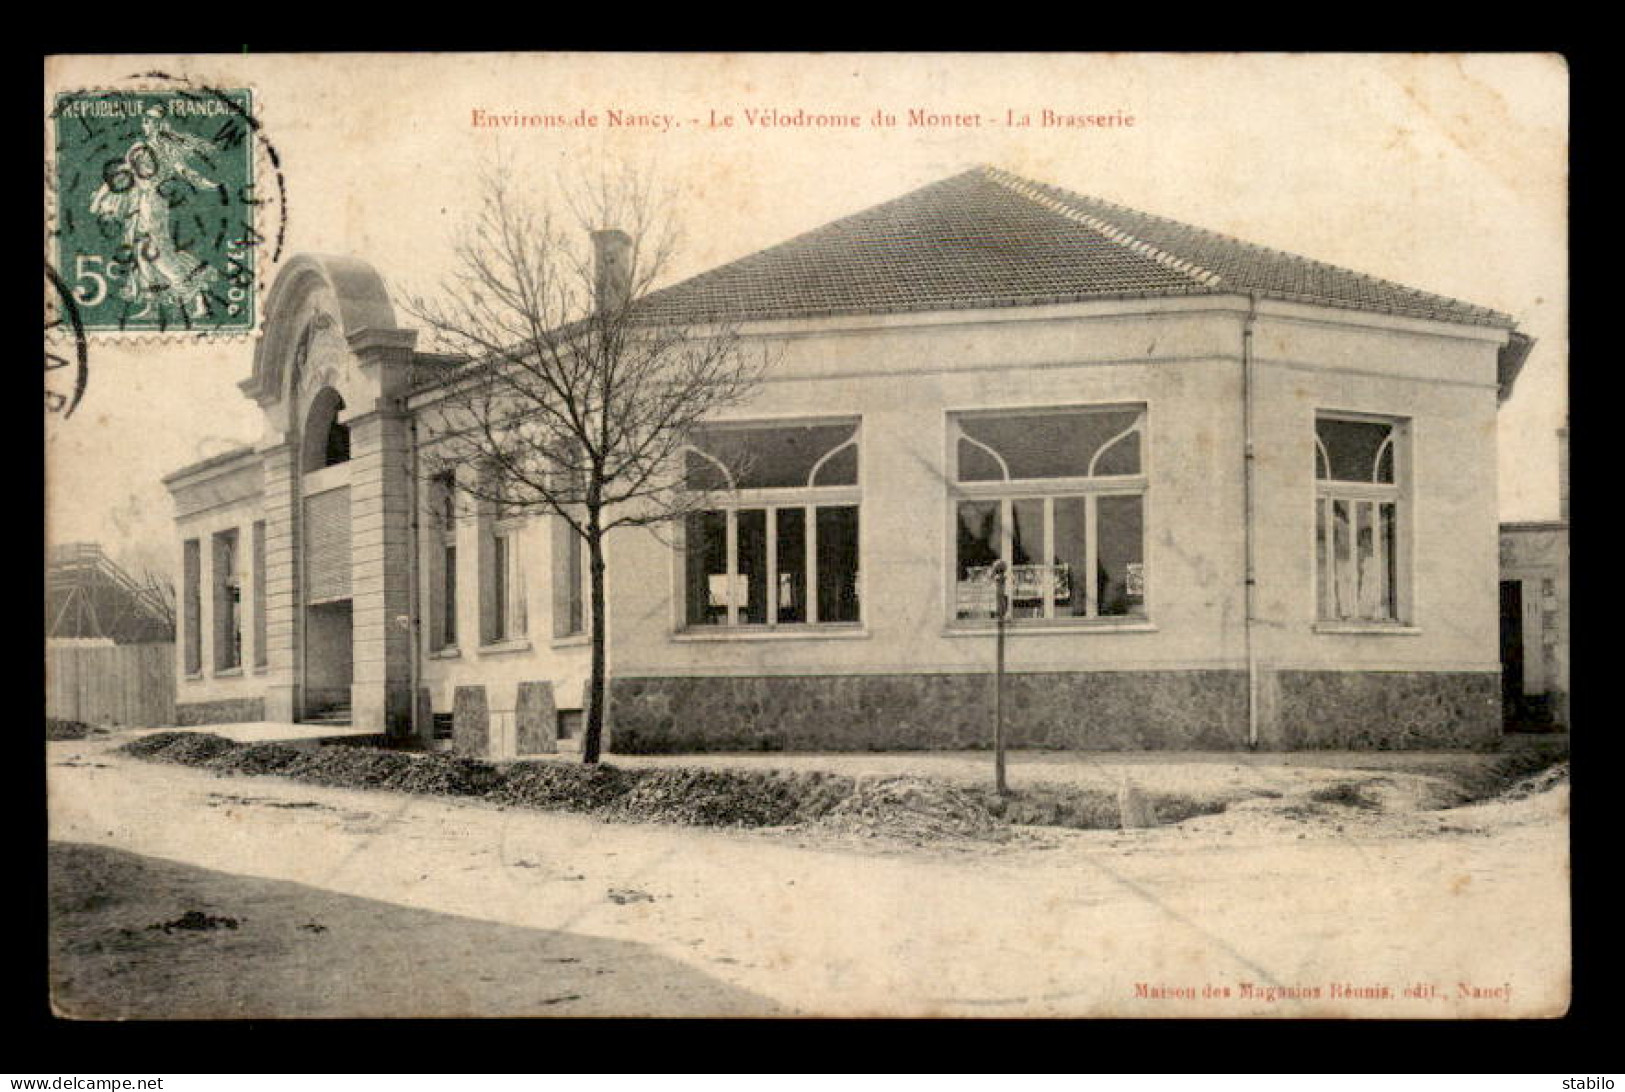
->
[46, 642, 175, 728]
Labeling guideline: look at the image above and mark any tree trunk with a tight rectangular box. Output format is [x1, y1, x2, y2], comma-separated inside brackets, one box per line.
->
[581, 506, 608, 764]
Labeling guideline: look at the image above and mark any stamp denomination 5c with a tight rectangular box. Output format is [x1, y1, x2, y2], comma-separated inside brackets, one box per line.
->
[50, 88, 261, 335]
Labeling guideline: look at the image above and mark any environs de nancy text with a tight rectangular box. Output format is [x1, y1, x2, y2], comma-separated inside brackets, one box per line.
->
[470, 107, 1137, 132]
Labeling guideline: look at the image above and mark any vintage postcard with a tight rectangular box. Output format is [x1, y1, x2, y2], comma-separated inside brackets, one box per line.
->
[43, 52, 1570, 1019]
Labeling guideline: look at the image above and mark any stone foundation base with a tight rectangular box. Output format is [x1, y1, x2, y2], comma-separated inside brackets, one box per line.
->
[608, 669, 1502, 753]
[609, 671, 1248, 753]
[175, 697, 266, 726]
[1265, 670, 1500, 749]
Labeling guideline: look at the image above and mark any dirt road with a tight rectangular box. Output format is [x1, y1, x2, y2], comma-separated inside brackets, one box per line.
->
[47, 739, 1570, 1018]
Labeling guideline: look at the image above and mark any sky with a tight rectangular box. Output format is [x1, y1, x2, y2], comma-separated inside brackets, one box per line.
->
[44, 53, 1568, 577]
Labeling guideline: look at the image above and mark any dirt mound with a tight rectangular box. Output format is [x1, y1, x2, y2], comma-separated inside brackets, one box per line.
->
[205, 742, 307, 776]
[386, 754, 504, 797]
[118, 731, 201, 758]
[1409, 749, 1568, 803]
[123, 733, 507, 797]
[818, 776, 1004, 841]
[615, 768, 856, 827]
[1347, 776, 1467, 812]
[491, 762, 642, 812]
[963, 782, 1230, 831]
[277, 747, 419, 790]
[120, 732, 238, 765]
[1501, 761, 1569, 801]
[314, 733, 392, 749]
[47, 717, 102, 741]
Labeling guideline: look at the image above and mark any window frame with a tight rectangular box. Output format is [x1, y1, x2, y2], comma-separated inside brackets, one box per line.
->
[251, 520, 268, 670]
[211, 527, 243, 673]
[945, 403, 1151, 629]
[489, 516, 528, 643]
[1312, 409, 1413, 629]
[551, 512, 589, 641]
[182, 537, 202, 676]
[676, 416, 863, 633]
[426, 471, 460, 652]
[477, 472, 529, 648]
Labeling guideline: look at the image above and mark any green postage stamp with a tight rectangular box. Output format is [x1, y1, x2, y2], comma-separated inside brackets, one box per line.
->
[50, 88, 261, 334]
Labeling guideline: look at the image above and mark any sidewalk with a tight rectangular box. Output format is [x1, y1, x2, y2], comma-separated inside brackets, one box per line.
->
[136, 722, 1551, 800]
[533, 744, 1520, 800]
[128, 721, 379, 744]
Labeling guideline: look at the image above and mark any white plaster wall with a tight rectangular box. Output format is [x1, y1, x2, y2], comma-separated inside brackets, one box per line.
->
[1249, 312, 1504, 672]
[606, 304, 1250, 679]
[416, 493, 592, 725]
[600, 298, 1507, 682]
[176, 291, 1509, 726]
[174, 493, 269, 706]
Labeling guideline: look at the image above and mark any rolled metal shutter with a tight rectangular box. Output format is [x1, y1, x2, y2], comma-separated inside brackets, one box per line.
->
[304, 487, 351, 603]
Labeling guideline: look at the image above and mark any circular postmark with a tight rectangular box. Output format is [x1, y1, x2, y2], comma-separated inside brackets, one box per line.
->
[47, 71, 288, 338]
[44, 260, 89, 418]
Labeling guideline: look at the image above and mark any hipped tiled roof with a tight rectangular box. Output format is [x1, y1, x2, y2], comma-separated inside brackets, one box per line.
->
[635, 165, 1515, 328]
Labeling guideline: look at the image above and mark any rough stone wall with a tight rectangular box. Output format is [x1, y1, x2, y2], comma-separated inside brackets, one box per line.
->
[609, 669, 1501, 753]
[175, 697, 265, 726]
[608, 671, 1249, 753]
[1265, 670, 1500, 750]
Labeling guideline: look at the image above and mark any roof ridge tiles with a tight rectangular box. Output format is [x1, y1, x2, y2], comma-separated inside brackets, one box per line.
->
[978, 166, 1223, 289]
[979, 164, 1508, 325]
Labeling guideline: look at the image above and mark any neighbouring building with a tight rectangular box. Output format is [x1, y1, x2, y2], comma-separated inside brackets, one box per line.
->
[47, 543, 177, 727]
[164, 166, 1534, 753]
[1498, 422, 1569, 731]
[48, 543, 174, 645]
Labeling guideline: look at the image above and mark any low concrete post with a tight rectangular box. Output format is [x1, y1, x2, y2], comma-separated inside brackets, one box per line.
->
[515, 681, 559, 755]
[415, 688, 433, 748]
[452, 685, 489, 758]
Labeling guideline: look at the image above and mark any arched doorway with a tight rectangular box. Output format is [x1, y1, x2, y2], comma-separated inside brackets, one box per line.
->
[300, 387, 354, 724]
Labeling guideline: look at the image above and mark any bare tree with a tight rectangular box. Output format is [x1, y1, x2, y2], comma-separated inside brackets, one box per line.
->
[403, 157, 766, 764]
[135, 567, 177, 638]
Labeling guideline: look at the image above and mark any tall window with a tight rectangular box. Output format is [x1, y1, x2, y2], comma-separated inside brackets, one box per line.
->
[1315, 413, 1406, 623]
[482, 494, 527, 644]
[950, 405, 1147, 624]
[182, 538, 201, 675]
[212, 529, 242, 671]
[682, 420, 861, 628]
[251, 521, 267, 668]
[428, 472, 459, 650]
[552, 515, 587, 638]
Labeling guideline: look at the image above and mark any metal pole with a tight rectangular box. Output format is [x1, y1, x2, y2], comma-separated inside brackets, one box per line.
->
[993, 560, 1008, 797]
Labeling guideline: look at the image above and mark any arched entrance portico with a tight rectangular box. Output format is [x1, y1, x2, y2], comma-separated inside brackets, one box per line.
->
[299, 387, 355, 723]
[239, 255, 420, 735]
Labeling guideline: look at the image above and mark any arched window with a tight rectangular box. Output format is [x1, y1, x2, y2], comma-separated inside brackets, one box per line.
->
[1315, 413, 1407, 624]
[301, 389, 350, 472]
[949, 405, 1147, 624]
[681, 420, 862, 628]
[324, 414, 350, 466]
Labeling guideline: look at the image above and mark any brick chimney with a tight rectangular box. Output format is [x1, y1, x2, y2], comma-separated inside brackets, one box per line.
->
[591, 229, 632, 313]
